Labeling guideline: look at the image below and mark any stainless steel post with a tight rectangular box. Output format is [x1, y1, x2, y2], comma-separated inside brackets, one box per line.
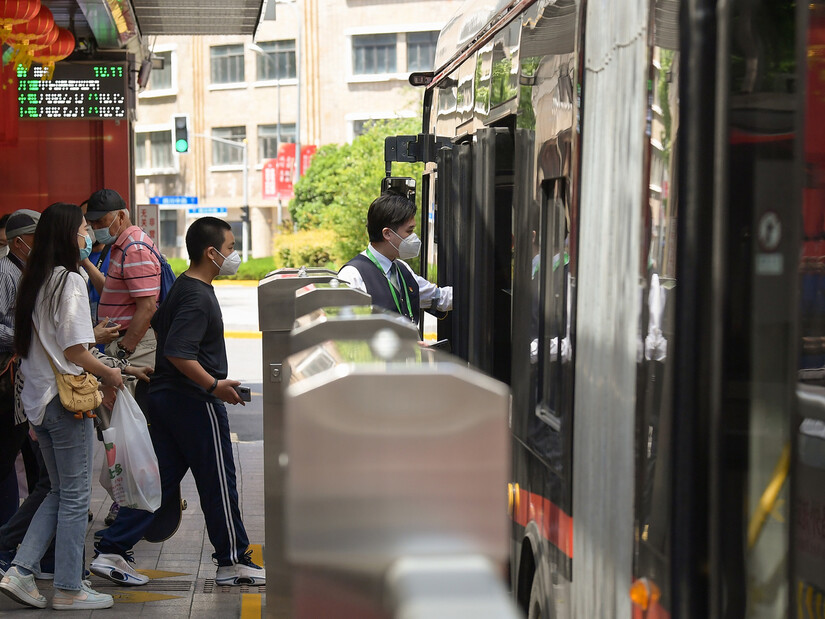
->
[258, 269, 371, 618]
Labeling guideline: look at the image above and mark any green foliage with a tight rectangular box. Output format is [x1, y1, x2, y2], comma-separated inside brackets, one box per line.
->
[167, 257, 187, 277]
[228, 257, 278, 280]
[289, 117, 425, 263]
[167, 256, 278, 281]
[271, 228, 336, 269]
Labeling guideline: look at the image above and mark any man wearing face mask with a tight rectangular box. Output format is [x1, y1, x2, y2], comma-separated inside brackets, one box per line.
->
[339, 192, 452, 320]
[91, 217, 264, 588]
[85, 189, 160, 372]
[0, 210, 39, 527]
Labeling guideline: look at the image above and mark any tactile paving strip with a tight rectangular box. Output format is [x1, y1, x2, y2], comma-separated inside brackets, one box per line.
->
[201, 578, 266, 594]
[93, 579, 194, 592]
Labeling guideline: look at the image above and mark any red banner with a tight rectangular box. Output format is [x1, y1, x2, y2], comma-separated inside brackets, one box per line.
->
[300, 144, 317, 175]
[275, 143, 296, 199]
[263, 144, 318, 200]
[262, 158, 278, 199]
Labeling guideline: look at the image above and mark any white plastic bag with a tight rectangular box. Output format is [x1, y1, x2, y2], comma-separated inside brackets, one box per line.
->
[99, 389, 161, 512]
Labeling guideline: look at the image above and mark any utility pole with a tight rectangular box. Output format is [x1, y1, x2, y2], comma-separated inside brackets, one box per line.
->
[192, 132, 250, 262]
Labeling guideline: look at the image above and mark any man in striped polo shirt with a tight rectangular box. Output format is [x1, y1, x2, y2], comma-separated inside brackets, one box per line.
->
[86, 189, 160, 374]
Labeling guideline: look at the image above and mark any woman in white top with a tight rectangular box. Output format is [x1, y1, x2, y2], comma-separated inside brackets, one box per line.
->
[0, 203, 124, 610]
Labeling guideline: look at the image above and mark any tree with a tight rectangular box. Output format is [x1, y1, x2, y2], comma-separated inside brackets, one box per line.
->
[289, 117, 424, 263]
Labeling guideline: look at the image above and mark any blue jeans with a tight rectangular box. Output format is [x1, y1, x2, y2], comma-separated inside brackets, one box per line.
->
[13, 396, 94, 591]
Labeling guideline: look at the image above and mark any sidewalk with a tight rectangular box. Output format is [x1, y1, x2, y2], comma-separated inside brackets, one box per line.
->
[0, 438, 266, 617]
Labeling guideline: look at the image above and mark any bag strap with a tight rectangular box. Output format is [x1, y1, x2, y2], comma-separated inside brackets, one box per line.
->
[31, 323, 62, 382]
[122, 240, 164, 266]
[0, 353, 16, 380]
[95, 244, 111, 270]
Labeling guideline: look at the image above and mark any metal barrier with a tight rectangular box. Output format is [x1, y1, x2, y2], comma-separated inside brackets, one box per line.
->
[258, 268, 371, 616]
[291, 306, 419, 359]
[284, 333, 517, 618]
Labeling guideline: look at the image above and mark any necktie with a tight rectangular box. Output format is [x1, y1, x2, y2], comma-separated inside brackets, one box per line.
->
[388, 263, 401, 292]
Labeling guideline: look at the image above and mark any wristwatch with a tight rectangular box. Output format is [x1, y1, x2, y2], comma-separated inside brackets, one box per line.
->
[116, 341, 134, 360]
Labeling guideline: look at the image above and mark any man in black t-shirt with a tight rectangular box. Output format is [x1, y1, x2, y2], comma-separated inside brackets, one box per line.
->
[91, 217, 265, 587]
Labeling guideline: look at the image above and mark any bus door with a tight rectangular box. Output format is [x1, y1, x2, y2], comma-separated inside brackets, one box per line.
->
[435, 128, 514, 384]
[672, 0, 803, 616]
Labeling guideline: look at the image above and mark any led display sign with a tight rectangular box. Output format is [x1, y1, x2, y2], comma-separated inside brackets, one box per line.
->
[17, 62, 128, 119]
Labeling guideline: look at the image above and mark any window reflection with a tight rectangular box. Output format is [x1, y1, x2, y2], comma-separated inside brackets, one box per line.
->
[634, 37, 679, 614]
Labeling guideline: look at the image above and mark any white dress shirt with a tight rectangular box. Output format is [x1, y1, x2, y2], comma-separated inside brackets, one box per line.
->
[338, 244, 453, 312]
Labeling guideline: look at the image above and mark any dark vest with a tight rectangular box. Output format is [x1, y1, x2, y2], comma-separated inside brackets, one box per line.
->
[343, 253, 420, 320]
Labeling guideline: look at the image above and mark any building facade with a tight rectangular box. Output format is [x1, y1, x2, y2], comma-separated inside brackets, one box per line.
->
[134, 0, 459, 259]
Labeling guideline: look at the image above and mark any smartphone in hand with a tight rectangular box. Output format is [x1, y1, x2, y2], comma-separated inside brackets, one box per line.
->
[233, 385, 252, 402]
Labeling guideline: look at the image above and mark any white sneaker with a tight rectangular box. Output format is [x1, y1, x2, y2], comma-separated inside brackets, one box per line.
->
[215, 557, 266, 586]
[0, 566, 47, 608]
[53, 581, 114, 610]
[89, 553, 149, 586]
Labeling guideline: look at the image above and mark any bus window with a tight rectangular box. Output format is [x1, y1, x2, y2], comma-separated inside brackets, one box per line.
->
[534, 177, 571, 432]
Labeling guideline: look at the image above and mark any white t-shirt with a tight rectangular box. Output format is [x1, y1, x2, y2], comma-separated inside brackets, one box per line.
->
[20, 268, 96, 425]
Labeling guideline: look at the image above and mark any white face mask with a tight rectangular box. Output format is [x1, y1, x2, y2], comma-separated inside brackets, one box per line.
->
[212, 248, 241, 276]
[0, 246, 8, 259]
[389, 229, 422, 260]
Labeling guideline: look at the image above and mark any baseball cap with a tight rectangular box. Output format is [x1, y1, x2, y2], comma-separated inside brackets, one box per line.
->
[5, 209, 41, 239]
[86, 189, 126, 221]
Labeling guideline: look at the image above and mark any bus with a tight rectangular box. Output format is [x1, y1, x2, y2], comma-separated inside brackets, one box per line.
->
[388, 0, 825, 616]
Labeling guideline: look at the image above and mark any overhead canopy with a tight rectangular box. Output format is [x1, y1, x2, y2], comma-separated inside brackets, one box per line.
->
[130, 0, 269, 35]
[42, 0, 269, 52]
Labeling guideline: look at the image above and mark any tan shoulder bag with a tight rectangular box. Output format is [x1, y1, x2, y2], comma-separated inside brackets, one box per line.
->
[34, 325, 101, 418]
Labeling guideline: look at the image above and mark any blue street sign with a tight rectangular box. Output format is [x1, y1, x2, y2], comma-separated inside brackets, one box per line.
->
[150, 196, 198, 205]
[187, 207, 228, 216]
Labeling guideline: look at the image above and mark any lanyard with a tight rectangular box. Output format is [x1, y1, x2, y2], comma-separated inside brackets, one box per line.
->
[365, 247, 413, 319]
[96, 245, 111, 270]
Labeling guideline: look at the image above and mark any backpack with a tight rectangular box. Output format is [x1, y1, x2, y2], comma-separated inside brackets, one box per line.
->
[121, 240, 176, 303]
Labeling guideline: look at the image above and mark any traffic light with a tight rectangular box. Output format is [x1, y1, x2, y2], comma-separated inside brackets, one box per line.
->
[173, 114, 189, 153]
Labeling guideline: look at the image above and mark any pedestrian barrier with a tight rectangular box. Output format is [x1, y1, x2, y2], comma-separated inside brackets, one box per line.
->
[284, 333, 516, 618]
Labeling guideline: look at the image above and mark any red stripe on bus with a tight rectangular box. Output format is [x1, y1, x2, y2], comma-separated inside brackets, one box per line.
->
[632, 600, 671, 619]
[729, 129, 794, 145]
[513, 488, 574, 558]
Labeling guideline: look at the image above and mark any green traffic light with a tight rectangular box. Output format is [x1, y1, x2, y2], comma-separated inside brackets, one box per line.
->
[175, 139, 189, 153]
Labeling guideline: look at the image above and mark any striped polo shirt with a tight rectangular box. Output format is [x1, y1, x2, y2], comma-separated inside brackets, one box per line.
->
[97, 225, 161, 328]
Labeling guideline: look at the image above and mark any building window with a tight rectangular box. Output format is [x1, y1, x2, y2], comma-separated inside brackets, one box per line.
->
[135, 131, 173, 171]
[147, 51, 173, 91]
[212, 126, 246, 165]
[352, 34, 397, 75]
[352, 119, 370, 137]
[407, 31, 438, 72]
[160, 210, 177, 250]
[258, 123, 296, 161]
[211, 45, 245, 84]
[256, 40, 296, 81]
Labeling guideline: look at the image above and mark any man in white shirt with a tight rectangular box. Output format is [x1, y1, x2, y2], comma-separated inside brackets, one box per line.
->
[338, 193, 452, 321]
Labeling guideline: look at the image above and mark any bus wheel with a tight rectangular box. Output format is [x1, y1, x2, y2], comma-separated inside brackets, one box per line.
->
[528, 571, 546, 619]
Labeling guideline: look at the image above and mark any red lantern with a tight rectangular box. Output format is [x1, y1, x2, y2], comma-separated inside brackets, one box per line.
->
[32, 27, 75, 79]
[7, 5, 54, 69]
[7, 4, 53, 43]
[0, 0, 40, 42]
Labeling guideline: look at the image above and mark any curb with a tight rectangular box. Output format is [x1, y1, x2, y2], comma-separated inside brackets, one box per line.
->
[214, 280, 259, 287]
[225, 331, 262, 339]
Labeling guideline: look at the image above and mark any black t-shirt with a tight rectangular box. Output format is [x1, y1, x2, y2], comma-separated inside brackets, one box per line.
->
[148, 273, 227, 402]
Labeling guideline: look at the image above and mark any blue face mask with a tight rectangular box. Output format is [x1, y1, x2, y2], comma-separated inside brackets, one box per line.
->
[94, 215, 121, 246]
[78, 233, 93, 261]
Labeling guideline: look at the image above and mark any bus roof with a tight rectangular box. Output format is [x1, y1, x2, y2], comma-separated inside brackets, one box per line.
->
[433, 0, 519, 74]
